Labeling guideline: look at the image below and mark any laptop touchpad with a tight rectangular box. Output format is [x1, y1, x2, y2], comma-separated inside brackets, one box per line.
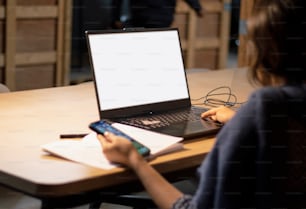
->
[154, 121, 210, 137]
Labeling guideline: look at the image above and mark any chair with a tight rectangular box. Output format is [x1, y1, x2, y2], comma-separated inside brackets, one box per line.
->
[0, 83, 10, 93]
[88, 178, 198, 209]
[89, 193, 156, 209]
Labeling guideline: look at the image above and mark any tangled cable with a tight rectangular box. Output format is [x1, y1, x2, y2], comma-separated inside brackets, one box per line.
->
[192, 86, 247, 108]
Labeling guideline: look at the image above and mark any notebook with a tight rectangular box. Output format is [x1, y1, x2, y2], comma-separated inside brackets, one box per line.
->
[85, 28, 222, 139]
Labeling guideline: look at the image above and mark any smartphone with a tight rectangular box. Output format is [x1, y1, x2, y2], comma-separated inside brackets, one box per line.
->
[89, 120, 151, 157]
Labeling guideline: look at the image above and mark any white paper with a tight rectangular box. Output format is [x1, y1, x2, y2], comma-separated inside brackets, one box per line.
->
[42, 123, 183, 170]
[112, 123, 183, 155]
[41, 134, 116, 169]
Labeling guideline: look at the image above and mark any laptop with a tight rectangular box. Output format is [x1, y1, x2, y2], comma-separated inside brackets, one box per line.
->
[85, 28, 222, 139]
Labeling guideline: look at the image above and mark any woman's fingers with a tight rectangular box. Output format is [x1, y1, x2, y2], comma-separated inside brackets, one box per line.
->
[201, 108, 217, 119]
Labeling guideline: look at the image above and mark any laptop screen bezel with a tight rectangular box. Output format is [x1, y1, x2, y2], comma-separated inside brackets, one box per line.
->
[85, 28, 192, 119]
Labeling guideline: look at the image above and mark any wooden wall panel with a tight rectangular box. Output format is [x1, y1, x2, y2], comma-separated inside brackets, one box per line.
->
[15, 65, 54, 90]
[0, 0, 72, 91]
[5, 0, 17, 90]
[196, 14, 219, 37]
[173, 0, 231, 70]
[194, 13, 219, 68]
[195, 49, 218, 69]
[0, 21, 3, 53]
[17, 0, 57, 5]
[173, 14, 188, 39]
[0, 68, 3, 82]
[0, 0, 3, 78]
[16, 20, 56, 52]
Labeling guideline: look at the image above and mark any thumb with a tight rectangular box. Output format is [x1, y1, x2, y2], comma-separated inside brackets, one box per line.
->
[97, 134, 113, 148]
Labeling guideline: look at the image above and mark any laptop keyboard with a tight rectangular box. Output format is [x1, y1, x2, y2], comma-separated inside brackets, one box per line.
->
[117, 107, 209, 129]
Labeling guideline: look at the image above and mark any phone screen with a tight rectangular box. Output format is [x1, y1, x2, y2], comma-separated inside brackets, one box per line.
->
[89, 120, 150, 156]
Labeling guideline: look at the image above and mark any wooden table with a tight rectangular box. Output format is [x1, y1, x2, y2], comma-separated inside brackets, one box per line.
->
[0, 68, 254, 208]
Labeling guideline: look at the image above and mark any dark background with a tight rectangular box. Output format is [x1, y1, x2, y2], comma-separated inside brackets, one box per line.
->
[70, 0, 241, 81]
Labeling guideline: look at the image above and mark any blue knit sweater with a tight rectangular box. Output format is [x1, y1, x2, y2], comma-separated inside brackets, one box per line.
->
[174, 85, 306, 209]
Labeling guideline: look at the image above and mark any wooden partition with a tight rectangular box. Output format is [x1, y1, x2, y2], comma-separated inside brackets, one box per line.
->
[0, 0, 231, 90]
[237, 0, 255, 67]
[0, 0, 72, 91]
[173, 0, 232, 70]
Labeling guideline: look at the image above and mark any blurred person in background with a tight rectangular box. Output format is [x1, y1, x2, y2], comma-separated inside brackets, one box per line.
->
[111, 0, 203, 29]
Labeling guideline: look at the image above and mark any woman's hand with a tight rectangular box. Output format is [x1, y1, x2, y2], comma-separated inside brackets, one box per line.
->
[97, 133, 143, 168]
[98, 134, 183, 209]
[201, 106, 235, 124]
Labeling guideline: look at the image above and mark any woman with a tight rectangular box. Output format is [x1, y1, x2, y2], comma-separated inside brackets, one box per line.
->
[98, 0, 306, 208]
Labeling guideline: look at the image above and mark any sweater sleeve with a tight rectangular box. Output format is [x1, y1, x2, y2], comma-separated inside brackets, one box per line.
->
[191, 92, 260, 209]
[172, 195, 196, 209]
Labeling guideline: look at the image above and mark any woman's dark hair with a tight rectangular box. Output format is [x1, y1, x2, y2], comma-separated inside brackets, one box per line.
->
[247, 0, 306, 85]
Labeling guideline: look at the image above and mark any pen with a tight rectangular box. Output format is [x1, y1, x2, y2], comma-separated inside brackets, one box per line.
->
[60, 133, 88, 139]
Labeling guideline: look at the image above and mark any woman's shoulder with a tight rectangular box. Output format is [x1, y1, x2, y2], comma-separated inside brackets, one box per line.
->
[244, 87, 282, 109]
[245, 85, 306, 119]
[249, 84, 306, 103]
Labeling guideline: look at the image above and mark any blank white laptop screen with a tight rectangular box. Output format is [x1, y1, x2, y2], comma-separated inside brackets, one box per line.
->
[88, 30, 189, 111]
